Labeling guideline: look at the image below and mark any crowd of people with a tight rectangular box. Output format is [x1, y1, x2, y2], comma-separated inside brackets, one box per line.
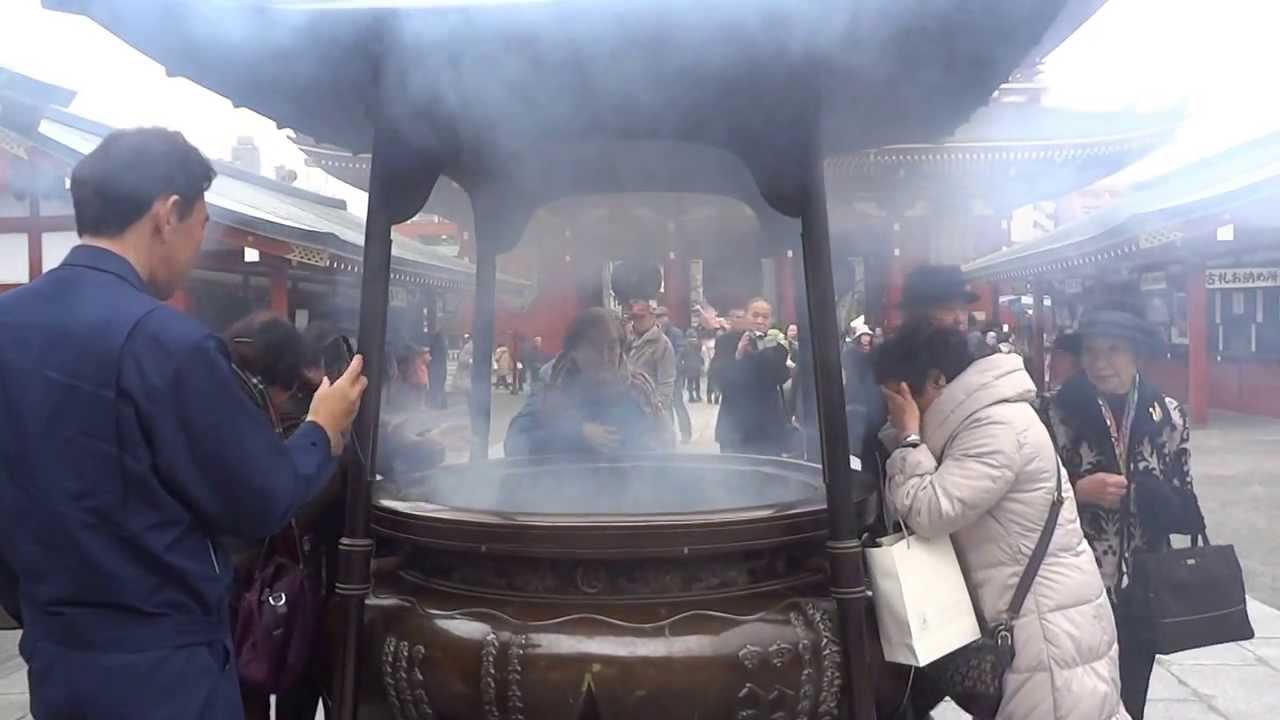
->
[0, 126, 1216, 720]
[491, 260, 1210, 720]
[869, 267, 1205, 720]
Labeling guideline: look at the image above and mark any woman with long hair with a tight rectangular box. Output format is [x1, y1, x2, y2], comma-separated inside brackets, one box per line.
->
[876, 323, 1126, 720]
[1047, 299, 1205, 720]
[505, 307, 673, 457]
[224, 313, 346, 720]
[226, 311, 307, 433]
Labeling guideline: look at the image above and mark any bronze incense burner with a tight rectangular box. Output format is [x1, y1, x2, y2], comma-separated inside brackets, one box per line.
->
[347, 454, 882, 719]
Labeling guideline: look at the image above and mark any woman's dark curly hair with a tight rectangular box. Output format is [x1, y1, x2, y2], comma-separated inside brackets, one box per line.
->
[872, 321, 976, 396]
[225, 312, 305, 391]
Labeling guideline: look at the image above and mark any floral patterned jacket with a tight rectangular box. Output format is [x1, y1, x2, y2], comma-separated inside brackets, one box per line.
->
[1046, 373, 1205, 593]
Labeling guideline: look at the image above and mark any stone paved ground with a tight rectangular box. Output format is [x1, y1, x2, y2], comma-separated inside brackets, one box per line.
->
[930, 596, 1280, 719]
[4, 407, 1278, 719]
[0, 630, 25, 720]
[934, 408, 1280, 719]
[1179, 411, 1280, 609]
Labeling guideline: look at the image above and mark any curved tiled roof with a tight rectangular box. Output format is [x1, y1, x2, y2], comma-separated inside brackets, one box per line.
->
[964, 131, 1280, 280]
[29, 105, 529, 297]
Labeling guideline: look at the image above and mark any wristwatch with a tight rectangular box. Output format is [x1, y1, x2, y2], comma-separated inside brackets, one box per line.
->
[898, 433, 923, 450]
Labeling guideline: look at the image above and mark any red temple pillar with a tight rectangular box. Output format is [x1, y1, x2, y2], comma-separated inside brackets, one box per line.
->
[662, 250, 690, 328]
[990, 281, 1002, 329]
[27, 186, 42, 282]
[27, 233, 42, 282]
[774, 250, 797, 327]
[517, 244, 581, 354]
[269, 264, 289, 317]
[883, 221, 926, 330]
[1030, 279, 1047, 392]
[1186, 263, 1210, 427]
[884, 251, 905, 329]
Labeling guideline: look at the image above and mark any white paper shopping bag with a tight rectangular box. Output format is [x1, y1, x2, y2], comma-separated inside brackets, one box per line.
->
[866, 531, 981, 667]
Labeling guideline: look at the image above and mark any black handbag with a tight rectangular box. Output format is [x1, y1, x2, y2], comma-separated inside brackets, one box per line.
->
[1125, 532, 1254, 655]
[926, 457, 1064, 718]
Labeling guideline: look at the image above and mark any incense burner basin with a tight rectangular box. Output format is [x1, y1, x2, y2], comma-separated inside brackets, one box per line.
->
[348, 454, 883, 720]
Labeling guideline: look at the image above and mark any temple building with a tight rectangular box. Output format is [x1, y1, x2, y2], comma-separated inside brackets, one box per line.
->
[826, 68, 1180, 328]
[0, 68, 529, 342]
[965, 129, 1280, 424]
[294, 68, 1180, 348]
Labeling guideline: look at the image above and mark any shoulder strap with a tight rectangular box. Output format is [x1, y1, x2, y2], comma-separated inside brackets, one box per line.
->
[930, 401, 1063, 628]
[1006, 444, 1064, 621]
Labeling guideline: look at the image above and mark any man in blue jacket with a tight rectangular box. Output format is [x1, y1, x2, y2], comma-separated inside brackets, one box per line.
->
[0, 128, 367, 719]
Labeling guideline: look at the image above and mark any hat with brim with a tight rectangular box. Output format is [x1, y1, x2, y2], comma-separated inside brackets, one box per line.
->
[1077, 309, 1166, 357]
[900, 264, 980, 309]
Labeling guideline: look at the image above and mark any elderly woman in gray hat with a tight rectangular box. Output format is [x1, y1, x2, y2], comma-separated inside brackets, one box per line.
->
[1047, 297, 1206, 720]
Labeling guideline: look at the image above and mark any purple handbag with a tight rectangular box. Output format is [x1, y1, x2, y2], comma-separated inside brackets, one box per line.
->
[233, 524, 321, 692]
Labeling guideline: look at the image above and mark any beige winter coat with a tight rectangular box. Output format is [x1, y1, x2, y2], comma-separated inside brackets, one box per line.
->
[886, 354, 1128, 720]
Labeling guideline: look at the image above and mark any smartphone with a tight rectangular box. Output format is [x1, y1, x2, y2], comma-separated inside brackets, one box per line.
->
[321, 335, 356, 383]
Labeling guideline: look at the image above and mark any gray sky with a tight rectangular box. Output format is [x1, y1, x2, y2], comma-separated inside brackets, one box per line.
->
[0, 0, 370, 213]
[1042, 0, 1280, 185]
[1, 0, 1274, 211]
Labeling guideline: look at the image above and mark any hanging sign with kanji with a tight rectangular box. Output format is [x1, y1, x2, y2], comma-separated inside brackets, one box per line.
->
[1205, 268, 1280, 289]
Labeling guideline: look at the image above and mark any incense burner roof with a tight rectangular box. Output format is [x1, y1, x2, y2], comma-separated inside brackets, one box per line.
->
[47, 0, 1098, 220]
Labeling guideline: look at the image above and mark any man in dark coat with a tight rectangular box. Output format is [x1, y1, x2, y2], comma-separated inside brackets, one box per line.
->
[427, 330, 449, 408]
[0, 129, 366, 720]
[678, 329, 705, 403]
[900, 264, 988, 357]
[710, 298, 791, 455]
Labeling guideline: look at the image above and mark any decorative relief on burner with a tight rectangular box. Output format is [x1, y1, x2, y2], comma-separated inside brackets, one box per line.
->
[480, 630, 530, 720]
[803, 603, 843, 720]
[409, 546, 822, 599]
[506, 633, 527, 720]
[575, 562, 606, 594]
[735, 683, 796, 720]
[735, 602, 838, 720]
[739, 644, 764, 670]
[382, 634, 436, 720]
[481, 632, 501, 720]
[768, 641, 796, 668]
[790, 610, 817, 720]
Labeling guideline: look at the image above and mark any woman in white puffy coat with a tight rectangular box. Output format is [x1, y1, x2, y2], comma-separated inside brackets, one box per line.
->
[876, 323, 1128, 720]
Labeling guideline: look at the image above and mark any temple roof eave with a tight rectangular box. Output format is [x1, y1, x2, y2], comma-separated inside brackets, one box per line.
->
[827, 120, 1180, 177]
[0, 89, 530, 295]
[962, 135, 1280, 281]
[298, 118, 1179, 224]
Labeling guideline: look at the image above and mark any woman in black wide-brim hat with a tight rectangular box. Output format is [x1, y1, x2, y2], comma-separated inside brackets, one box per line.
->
[1046, 297, 1206, 720]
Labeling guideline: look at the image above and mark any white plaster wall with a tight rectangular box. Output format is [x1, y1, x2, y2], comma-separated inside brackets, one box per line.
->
[42, 231, 79, 273]
[0, 234, 29, 284]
